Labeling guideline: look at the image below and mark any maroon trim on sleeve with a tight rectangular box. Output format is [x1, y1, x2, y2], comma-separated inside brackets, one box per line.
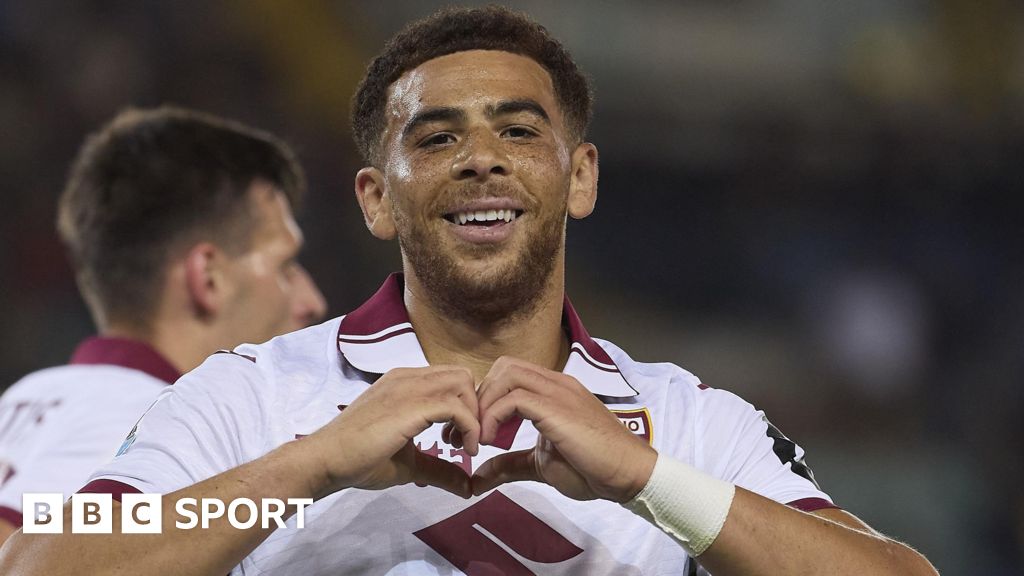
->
[0, 505, 22, 527]
[78, 479, 143, 502]
[70, 337, 181, 384]
[787, 497, 838, 512]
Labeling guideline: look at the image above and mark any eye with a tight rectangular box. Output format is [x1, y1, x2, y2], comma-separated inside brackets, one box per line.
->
[281, 260, 301, 280]
[419, 133, 456, 148]
[502, 126, 537, 139]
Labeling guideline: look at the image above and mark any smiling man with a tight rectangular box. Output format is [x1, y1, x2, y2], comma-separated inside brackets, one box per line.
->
[0, 7, 936, 575]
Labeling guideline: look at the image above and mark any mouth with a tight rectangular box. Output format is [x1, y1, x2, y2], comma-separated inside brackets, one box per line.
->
[442, 208, 524, 227]
[439, 199, 526, 244]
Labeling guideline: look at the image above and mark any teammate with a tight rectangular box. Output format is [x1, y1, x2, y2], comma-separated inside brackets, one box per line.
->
[0, 106, 326, 543]
[0, 7, 936, 575]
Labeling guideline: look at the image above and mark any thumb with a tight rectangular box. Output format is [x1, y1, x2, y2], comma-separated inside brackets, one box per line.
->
[471, 449, 541, 496]
[412, 448, 472, 499]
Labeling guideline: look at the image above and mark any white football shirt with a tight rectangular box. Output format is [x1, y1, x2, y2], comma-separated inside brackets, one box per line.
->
[0, 337, 177, 527]
[87, 274, 833, 575]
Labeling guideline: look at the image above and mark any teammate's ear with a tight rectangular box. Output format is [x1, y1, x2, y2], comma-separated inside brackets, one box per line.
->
[355, 167, 397, 240]
[183, 243, 222, 316]
[568, 143, 598, 220]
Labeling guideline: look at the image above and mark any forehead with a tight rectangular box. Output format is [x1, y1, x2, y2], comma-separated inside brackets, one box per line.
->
[385, 50, 560, 126]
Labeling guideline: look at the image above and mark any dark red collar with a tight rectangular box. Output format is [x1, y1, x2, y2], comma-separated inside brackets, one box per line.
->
[70, 337, 180, 385]
[337, 273, 637, 397]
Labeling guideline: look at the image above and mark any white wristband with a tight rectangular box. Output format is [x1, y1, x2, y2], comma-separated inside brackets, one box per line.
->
[622, 454, 735, 557]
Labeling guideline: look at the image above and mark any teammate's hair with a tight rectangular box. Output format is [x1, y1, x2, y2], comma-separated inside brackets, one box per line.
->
[351, 5, 593, 166]
[57, 105, 306, 332]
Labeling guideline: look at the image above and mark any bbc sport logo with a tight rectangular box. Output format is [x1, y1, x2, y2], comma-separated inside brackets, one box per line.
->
[23, 493, 313, 534]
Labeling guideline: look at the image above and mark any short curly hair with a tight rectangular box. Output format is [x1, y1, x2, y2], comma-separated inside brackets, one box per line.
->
[351, 5, 593, 166]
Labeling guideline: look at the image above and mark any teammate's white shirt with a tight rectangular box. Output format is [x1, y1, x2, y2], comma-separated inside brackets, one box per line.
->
[0, 338, 177, 527]
[88, 274, 834, 575]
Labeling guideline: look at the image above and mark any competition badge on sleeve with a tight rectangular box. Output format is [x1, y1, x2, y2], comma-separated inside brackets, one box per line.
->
[114, 394, 166, 457]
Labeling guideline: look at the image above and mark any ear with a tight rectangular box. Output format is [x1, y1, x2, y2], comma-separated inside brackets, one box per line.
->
[183, 242, 224, 317]
[567, 143, 598, 219]
[355, 167, 397, 240]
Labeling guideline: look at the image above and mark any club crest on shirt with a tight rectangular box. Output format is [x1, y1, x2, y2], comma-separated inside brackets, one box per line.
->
[610, 407, 653, 445]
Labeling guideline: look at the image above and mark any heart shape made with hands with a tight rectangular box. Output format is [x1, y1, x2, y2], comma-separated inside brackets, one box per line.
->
[415, 356, 656, 503]
[417, 420, 632, 503]
[415, 424, 580, 500]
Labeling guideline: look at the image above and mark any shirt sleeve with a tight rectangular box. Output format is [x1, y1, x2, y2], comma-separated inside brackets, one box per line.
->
[83, 352, 272, 497]
[696, 388, 836, 512]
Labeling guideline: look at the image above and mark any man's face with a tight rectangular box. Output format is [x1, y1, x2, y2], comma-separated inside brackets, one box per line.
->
[372, 50, 591, 323]
[221, 183, 327, 343]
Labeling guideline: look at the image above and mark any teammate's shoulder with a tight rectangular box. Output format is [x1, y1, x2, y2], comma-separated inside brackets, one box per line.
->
[3, 363, 165, 398]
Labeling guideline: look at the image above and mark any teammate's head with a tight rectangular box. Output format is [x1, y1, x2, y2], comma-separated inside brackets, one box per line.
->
[352, 5, 593, 167]
[58, 106, 326, 343]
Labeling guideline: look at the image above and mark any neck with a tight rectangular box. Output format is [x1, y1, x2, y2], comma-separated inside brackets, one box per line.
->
[101, 321, 212, 376]
[404, 269, 570, 383]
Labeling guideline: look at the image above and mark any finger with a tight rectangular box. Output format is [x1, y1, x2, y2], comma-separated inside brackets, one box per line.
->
[478, 358, 553, 414]
[420, 365, 478, 408]
[471, 449, 540, 496]
[412, 449, 472, 499]
[476, 356, 511, 411]
[477, 356, 527, 413]
[431, 366, 480, 451]
[422, 399, 480, 456]
[479, 388, 546, 445]
[440, 421, 464, 449]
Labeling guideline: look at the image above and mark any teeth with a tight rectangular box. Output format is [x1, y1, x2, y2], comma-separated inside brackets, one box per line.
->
[450, 209, 520, 225]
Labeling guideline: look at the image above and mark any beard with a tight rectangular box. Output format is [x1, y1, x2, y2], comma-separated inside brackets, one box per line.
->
[394, 186, 566, 326]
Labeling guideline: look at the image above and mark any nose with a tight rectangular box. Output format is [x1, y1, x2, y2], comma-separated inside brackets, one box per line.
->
[449, 132, 511, 181]
[290, 263, 327, 328]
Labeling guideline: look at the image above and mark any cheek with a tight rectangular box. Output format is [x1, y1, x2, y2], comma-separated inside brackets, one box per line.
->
[239, 254, 289, 303]
[239, 252, 271, 277]
[390, 160, 450, 219]
[515, 148, 571, 201]
[514, 140, 569, 173]
[555, 143, 571, 171]
[385, 151, 415, 183]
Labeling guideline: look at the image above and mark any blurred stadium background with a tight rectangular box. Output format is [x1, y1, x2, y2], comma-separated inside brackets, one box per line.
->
[1, 1, 1021, 572]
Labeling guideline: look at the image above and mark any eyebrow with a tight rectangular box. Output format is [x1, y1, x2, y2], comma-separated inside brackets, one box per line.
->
[401, 107, 466, 140]
[487, 99, 550, 124]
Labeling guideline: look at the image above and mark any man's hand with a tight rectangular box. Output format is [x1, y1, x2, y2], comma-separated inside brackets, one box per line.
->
[469, 356, 656, 502]
[305, 365, 480, 499]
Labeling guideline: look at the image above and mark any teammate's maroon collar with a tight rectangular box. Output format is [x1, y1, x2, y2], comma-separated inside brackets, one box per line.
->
[338, 273, 639, 398]
[70, 337, 180, 385]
